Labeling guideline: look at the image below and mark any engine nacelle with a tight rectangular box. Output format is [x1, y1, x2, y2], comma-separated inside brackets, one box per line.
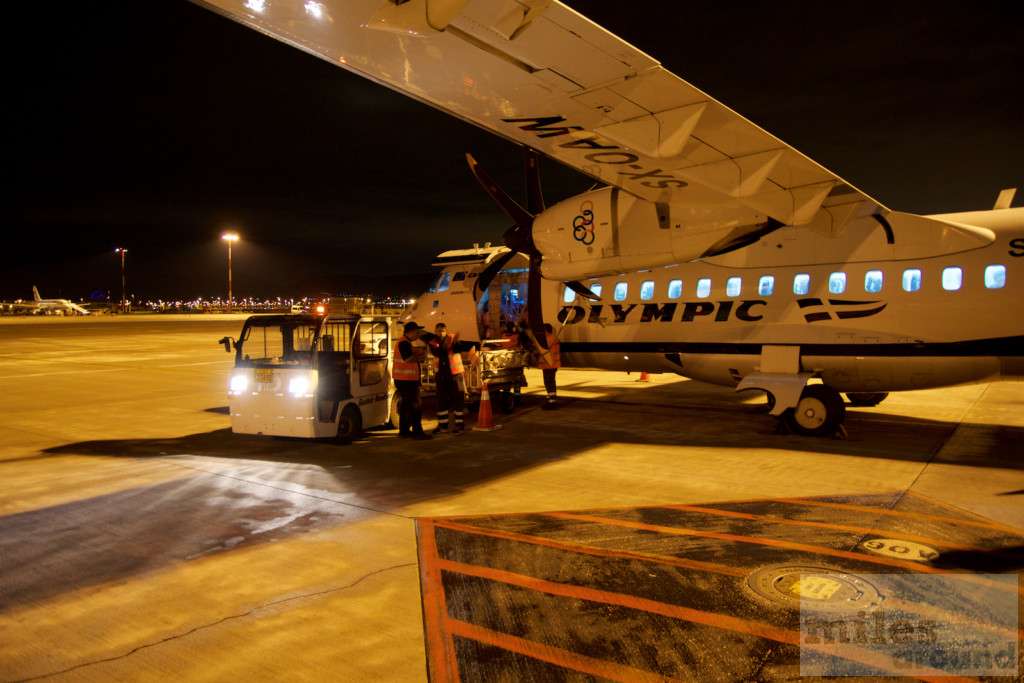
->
[532, 187, 770, 280]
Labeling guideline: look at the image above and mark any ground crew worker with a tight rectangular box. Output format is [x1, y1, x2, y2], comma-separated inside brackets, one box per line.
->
[428, 322, 469, 434]
[538, 323, 560, 410]
[393, 321, 431, 440]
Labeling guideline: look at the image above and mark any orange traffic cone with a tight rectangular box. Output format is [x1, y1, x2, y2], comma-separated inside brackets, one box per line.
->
[636, 372, 651, 382]
[474, 382, 503, 431]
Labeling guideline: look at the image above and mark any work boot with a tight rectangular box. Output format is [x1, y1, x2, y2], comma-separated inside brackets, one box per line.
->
[433, 424, 448, 435]
[412, 432, 432, 440]
[450, 425, 465, 435]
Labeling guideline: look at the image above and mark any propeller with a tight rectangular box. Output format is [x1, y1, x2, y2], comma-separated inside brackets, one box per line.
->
[466, 150, 549, 348]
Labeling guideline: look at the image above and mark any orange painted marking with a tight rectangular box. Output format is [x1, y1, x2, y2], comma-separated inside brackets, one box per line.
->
[431, 518, 748, 577]
[660, 503, 989, 552]
[772, 496, 1023, 534]
[904, 490, 1024, 535]
[446, 619, 687, 683]
[438, 558, 979, 682]
[416, 519, 460, 683]
[545, 512, 1024, 595]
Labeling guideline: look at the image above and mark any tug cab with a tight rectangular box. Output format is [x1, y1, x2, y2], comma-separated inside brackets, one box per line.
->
[220, 313, 393, 443]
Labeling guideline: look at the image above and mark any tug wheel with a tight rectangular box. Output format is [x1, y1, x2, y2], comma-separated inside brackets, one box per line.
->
[335, 405, 362, 444]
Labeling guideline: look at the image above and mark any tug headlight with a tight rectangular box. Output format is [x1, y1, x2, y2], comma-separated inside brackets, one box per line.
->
[288, 374, 316, 396]
[229, 374, 248, 394]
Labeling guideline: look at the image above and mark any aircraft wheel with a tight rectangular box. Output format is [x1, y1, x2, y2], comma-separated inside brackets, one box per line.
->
[335, 405, 363, 444]
[846, 391, 889, 407]
[500, 389, 516, 414]
[784, 385, 845, 437]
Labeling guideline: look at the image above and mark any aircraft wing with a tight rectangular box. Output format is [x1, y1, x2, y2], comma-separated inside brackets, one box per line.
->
[192, 0, 886, 236]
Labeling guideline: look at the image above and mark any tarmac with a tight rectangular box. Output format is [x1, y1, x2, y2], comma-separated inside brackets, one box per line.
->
[1, 316, 1021, 681]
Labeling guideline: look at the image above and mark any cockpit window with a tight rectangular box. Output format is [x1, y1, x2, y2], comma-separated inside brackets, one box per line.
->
[435, 271, 451, 293]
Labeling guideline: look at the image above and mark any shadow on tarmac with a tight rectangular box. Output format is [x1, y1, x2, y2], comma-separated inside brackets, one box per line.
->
[13, 386, 1021, 613]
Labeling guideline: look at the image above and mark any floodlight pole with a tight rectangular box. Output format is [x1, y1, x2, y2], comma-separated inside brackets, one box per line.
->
[114, 248, 128, 314]
[221, 233, 239, 312]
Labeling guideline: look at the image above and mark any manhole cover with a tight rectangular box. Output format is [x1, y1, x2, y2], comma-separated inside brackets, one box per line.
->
[746, 565, 883, 611]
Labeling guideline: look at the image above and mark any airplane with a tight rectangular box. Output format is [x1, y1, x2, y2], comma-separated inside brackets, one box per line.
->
[191, 0, 1023, 436]
[5, 287, 90, 316]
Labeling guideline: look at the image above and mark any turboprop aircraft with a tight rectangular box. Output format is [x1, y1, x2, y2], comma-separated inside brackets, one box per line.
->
[191, 0, 1023, 436]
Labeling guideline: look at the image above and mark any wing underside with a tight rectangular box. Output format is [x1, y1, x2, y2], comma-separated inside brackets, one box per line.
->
[193, 0, 886, 238]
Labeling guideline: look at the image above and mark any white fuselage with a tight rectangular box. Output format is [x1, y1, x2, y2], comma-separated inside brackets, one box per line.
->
[546, 207, 1024, 392]
[407, 208, 1024, 396]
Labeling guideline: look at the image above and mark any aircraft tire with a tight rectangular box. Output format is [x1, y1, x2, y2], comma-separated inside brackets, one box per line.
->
[784, 385, 845, 437]
[846, 392, 889, 407]
[335, 404, 363, 444]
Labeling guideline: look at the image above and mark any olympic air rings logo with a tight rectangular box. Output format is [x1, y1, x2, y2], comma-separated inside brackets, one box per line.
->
[572, 200, 595, 245]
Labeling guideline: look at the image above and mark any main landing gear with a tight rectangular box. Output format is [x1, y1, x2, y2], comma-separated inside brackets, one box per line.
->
[782, 385, 846, 437]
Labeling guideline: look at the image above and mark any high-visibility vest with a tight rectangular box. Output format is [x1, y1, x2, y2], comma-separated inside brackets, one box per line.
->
[430, 333, 464, 375]
[392, 336, 421, 381]
[537, 332, 561, 369]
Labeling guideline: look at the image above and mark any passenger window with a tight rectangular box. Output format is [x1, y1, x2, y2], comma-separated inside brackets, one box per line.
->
[696, 278, 711, 298]
[865, 270, 883, 293]
[563, 286, 575, 303]
[640, 280, 655, 300]
[829, 272, 846, 294]
[942, 267, 963, 291]
[903, 269, 922, 292]
[726, 277, 741, 297]
[667, 279, 682, 299]
[794, 274, 810, 295]
[985, 265, 1006, 289]
[614, 282, 628, 301]
[591, 283, 603, 298]
[759, 276, 774, 296]
[435, 272, 451, 293]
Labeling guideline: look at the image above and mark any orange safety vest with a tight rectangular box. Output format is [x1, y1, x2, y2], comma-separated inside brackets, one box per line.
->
[429, 333, 464, 375]
[537, 332, 561, 369]
[392, 335, 421, 381]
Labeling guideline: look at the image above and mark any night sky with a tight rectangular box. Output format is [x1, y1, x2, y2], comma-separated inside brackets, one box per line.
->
[3, 1, 1020, 304]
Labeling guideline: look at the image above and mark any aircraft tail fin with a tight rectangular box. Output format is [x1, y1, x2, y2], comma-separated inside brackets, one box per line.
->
[994, 188, 1017, 210]
[32, 286, 41, 301]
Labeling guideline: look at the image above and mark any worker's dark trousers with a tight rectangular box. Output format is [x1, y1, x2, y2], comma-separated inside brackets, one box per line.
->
[542, 368, 557, 404]
[395, 380, 424, 435]
[435, 372, 466, 427]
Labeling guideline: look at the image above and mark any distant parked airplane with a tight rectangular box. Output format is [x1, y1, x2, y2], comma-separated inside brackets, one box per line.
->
[6, 287, 91, 315]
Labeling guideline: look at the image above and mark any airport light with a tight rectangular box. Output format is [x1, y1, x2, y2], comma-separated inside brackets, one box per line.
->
[221, 233, 239, 312]
[114, 248, 128, 314]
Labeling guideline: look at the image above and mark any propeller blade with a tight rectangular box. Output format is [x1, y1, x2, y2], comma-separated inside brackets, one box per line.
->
[466, 154, 534, 234]
[527, 253, 548, 350]
[525, 149, 545, 215]
[474, 250, 516, 300]
[565, 280, 602, 301]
